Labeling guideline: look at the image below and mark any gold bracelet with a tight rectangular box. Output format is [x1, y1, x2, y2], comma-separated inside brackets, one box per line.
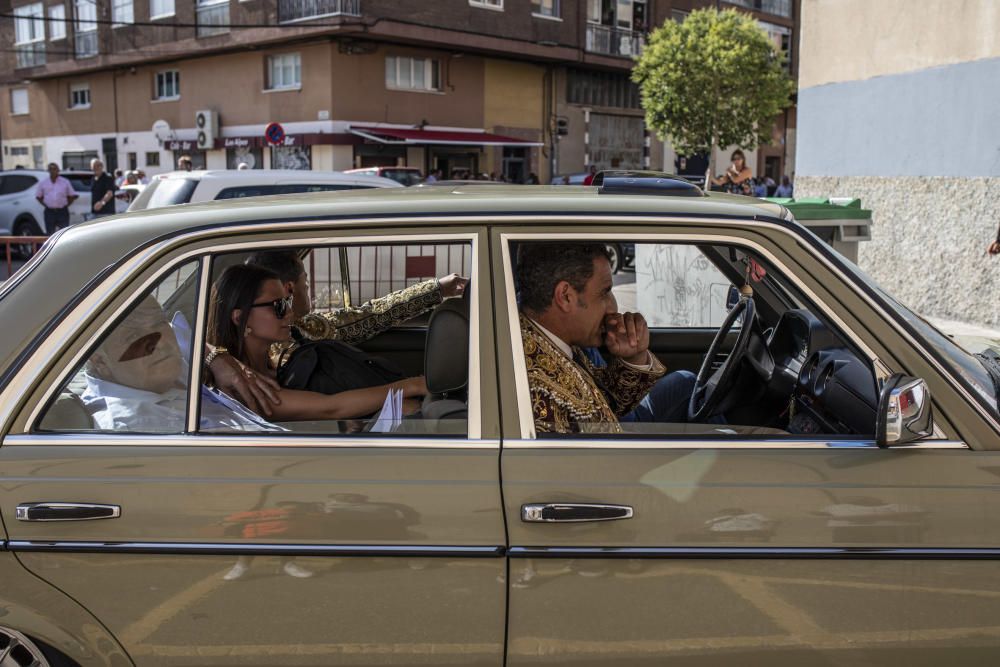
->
[204, 347, 228, 366]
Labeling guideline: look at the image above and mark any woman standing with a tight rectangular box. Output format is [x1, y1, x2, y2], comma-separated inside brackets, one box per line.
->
[710, 149, 753, 194]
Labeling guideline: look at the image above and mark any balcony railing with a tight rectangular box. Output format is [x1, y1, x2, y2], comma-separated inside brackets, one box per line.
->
[15, 42, 46, 68]
[74, 31, 98, 58]
[585, 24, 646, 58]
[724, 0, 792, 18]
[196, 1, 230, 37]
[278, 0, 360, 24]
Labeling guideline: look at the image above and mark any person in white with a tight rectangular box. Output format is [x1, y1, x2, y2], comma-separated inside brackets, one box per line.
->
[81, 296, 282, 432]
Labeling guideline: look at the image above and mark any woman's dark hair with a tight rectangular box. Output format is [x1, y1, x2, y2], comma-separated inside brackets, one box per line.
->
[731, 149, 746, 163]
[516, 243, 610, 313]
[208, 264, 281, 362]
[245, 250, 304, 284]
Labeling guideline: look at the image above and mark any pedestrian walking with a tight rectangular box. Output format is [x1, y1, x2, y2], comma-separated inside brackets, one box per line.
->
[89, 159, 117, 219]
[35, 163, 77, 235]
[582, 164, 599, 186]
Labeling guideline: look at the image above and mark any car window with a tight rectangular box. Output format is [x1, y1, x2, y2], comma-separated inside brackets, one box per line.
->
[509, 240, 878, 440]
[37, 261, 201, 434]
[203, 241, 473, 437]
[215, 185, 279, 199]
[276, 183, 357, 194]
[0, 174, 37, 194]
[64, 174, 92, 193]
[145, 177, 199, 208]
[382, 169, 422, 186]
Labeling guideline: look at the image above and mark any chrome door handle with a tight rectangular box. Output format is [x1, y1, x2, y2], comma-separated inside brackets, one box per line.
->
[521, 503, 633, 523]
[16, 503, 121, 522]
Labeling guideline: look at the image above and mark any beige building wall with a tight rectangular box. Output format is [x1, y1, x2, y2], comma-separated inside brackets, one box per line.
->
[799, 0, 1000, 88]
[482, 60, 546, 181]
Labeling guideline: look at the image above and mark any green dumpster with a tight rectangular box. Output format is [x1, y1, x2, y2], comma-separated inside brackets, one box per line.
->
[764, 197, 872, 263]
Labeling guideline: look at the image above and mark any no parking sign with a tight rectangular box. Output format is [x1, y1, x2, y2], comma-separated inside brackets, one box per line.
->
[264, 122, 286, 146]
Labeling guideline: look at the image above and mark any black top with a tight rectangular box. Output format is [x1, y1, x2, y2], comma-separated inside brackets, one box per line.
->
[90, 172, 116, 213]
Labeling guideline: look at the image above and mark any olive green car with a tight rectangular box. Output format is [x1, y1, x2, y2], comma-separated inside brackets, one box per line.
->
[0, 180, 999, 666]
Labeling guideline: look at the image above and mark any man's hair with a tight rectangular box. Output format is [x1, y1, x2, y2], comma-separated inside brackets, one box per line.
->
[47, 163, 59, 170]
[516, 243, 610, 313]
[245, 250, 303, 284]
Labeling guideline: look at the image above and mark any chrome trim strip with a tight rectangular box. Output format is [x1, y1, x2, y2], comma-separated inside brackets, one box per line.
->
[12, 232, 481, 439]
[186, 256, 212, 434]
[7, 541, 505, 557]
[2, 434, 501, 449]
[509, 546, 1000, 560]
[502, 438, 968, 450]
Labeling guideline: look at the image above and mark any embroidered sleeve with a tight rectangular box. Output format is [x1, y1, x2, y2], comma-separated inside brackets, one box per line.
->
[295, 279, 443, 344]
[592, 355, 666, 417]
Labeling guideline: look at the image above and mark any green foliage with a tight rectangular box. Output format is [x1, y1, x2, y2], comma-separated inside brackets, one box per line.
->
[632, 8, 795, 157]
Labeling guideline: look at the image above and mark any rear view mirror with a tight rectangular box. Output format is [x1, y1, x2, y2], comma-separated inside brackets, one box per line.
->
[876, 374, 933, 447]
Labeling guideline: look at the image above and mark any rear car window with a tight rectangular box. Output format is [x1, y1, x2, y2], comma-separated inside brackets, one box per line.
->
[0, 174, 38, 194]
[146, 178, 199, 208]
[382, 169, 423, 186]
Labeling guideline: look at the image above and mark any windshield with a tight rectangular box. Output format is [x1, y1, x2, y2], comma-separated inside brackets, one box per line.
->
[133, 178, 199, 210]
[382, 169, 422, 186]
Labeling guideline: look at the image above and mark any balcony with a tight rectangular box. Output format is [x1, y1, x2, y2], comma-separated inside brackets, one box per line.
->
[15, 42, 46, 68]
[724, 0, 792, 18]
[197, 1, 230, 37]
[278, 0, 361, 24]
[585, 24, 646, 58]
[74, 31, 98, 58]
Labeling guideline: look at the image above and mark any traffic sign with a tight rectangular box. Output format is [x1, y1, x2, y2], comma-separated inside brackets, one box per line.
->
[265, 122, 286, 146]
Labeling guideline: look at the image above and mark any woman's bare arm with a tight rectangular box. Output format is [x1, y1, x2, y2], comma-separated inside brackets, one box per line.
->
[265, 376, 427, 421]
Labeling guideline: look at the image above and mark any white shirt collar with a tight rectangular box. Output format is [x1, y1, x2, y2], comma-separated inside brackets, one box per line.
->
[529, 318, 573, 359]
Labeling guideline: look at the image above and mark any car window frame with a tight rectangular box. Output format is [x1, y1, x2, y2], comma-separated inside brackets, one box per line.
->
[499, 229, 961, 448]
[16, 228, 484, 444]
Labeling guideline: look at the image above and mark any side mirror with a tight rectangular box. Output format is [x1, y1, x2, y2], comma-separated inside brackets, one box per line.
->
[726, 285, 740, 311]
[876, 374, 933, 447]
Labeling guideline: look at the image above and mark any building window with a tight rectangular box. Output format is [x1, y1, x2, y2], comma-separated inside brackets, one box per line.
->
[112, 0, 133, 25]
[196, 0, 230, 37]
[469, 0, 503, 8]
[531, 0, 559, 18]
[145, 152, 161, 167]
[385, 56, 441, 93]
[567, 68, 640, 109]
[271, 145, 311, 170]
[267, 53, 301, 90]
[14, 3, 46, 68]
[10, 89, 30, 116]
[671, 9, 688, 22]
[75, 0, 99, 58]
[154, 70, 180, 100]
[48, 5, 67, 40]
[62, 150, 99, 170]
[69, 83, 91, 109]
[150, 0, 175, 18]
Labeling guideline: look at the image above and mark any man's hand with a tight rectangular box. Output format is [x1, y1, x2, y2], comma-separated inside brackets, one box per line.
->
[604, 312, 650, 365]
[438, 273, 469, 298]
[94, 200, 104, 211]
[989, 240, 1000, 256]
[209, 354, 281, 416]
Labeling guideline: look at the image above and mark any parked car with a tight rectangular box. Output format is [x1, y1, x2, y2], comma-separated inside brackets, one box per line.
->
[0, 169, 94, 237]
[114, 183, 145, 209]
[550, 171, 590, 185]
[127, 169, 401, 211]
[0, 175, 999, 666]
[344, 166, 424, 186]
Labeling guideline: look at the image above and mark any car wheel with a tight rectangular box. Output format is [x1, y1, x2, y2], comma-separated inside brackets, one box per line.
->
[12, 217, 43, 260]
[605, 244, 621, 274]
[0, 626, 55, 666]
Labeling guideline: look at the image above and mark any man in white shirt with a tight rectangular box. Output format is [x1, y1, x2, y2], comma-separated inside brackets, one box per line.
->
[81, 296, 282, 433]
[515, 243, 668, 434]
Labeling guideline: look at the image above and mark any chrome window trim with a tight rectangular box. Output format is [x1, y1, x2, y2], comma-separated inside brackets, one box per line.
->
[7, 541, 506, 557]
[499, 230, 956, 443]
[3, 434, 500, 449]
[502, 438, 968, 450]
[10, 230, 481, 440]
[508, 546, 1000, 559]
[185, 256, 212, 433]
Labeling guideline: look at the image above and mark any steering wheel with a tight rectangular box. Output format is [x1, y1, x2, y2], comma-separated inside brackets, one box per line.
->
[688, 297, 774, 422]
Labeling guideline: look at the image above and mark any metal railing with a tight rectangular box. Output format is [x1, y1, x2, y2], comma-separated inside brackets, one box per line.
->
[724, 0, 792, 18]
[196, 2, 230, 37]
[585, 24, 646, 58]
[74, 30, 98, 58]
[15, 42, 46, 68]
[278, 0, 361, 24]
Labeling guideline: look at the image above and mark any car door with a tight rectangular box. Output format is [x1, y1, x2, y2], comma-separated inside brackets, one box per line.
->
[496, 228, 1000, 666]
[0, 226, 505, 666]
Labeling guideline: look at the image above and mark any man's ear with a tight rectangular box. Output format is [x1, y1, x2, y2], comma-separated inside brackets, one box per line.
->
[552, 281, 575, 313]
[87, 351, 112, 381]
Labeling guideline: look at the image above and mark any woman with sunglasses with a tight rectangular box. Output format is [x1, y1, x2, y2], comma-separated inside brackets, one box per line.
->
[208, 264, 427, 422]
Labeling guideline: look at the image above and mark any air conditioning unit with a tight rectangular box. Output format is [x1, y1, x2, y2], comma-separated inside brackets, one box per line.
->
[195, 110, 219, 150]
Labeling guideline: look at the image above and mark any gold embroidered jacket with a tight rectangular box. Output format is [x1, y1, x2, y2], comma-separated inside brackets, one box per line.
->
[271, 279, 442, 366]
[520, 314, 666, 434]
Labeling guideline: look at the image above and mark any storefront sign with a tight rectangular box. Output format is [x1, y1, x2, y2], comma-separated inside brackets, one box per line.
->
[166, 140, 196, 151]
[223, 137, 252, 148]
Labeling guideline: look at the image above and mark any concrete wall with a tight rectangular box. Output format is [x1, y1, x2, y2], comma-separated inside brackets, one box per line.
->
[795, 0, 1000, 328]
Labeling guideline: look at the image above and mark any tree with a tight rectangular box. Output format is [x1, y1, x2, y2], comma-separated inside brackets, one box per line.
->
[632, 8, 795, 184]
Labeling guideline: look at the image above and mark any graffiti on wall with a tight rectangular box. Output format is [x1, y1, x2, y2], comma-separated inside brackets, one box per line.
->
[635, 244, 732, 327]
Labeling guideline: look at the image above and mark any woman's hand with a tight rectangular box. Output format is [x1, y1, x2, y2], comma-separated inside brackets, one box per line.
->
[209, 353, 282, 415]
[438, 273, 469, 298]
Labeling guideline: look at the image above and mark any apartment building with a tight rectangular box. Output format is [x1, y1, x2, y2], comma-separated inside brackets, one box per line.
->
[1, 0, 798, 182]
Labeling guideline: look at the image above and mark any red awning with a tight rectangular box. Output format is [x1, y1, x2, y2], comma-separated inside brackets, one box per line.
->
[350, 125, 542, 147]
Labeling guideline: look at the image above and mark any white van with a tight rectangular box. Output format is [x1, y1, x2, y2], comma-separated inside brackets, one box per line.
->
[128, 169, 401, 211]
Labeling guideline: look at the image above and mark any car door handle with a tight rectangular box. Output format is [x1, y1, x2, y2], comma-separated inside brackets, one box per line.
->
[521, 503, 634, 523]
[15, 503, 121, 522]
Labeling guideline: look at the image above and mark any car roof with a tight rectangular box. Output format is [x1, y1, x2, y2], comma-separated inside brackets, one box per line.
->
[156, 169, 395, 181]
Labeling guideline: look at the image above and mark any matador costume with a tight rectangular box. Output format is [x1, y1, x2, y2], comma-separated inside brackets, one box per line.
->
[272, 279, 443, 364]
[520, 314, 665, 434]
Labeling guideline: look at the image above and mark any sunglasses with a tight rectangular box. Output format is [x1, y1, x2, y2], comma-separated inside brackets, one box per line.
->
[249, 295, 293, 319]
